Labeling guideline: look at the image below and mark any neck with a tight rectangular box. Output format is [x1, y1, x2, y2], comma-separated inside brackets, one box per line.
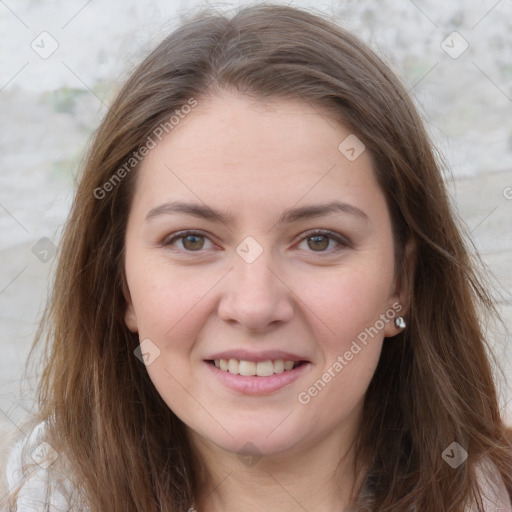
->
[190, 427, 362, 512]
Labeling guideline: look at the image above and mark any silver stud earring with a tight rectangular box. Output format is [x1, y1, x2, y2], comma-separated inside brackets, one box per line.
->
[394, 316, 406, 329]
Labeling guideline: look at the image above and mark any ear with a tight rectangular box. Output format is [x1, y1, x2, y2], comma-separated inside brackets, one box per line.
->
[125, 301, 138, 333]
[122, 278, 139, 333]
[384, 239, 416, 337]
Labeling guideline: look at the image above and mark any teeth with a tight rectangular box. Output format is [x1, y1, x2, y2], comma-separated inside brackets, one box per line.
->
[256, 360, 274, 377]
[239, 360, 256, 376]
[228, 359, 239, 374]
[213, 358, 301, 376]
[273, 359, 285, 373]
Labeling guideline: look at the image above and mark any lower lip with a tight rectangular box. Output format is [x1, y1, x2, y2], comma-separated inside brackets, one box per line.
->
[205, 361, 311, 395]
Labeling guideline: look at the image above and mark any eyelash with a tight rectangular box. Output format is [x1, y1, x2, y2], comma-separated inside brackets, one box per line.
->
[162, 229, 351, 255]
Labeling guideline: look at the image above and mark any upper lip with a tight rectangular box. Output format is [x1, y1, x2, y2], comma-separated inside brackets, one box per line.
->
[206, 349, 309, 363]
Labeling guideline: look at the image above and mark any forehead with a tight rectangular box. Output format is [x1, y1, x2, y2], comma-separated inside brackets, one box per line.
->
[132, 92, 383, 219]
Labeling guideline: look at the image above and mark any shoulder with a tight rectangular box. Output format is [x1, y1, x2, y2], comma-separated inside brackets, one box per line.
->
[0, 418, 83, 511]
[469, 456, 512, 511]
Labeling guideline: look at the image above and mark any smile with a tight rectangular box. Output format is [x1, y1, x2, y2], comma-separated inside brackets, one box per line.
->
[211, 358, 303, 376]
[206, 358, 311, 395]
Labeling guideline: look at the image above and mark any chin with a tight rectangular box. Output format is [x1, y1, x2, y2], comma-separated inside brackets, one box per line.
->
[192, 420, 308, 459]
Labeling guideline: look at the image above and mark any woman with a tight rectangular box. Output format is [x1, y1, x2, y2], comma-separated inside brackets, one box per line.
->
[2, 4, 511, 511]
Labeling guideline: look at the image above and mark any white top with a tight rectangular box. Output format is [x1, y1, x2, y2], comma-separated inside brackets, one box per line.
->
[2, 420, 83, 511]
[1, 421, 511, 511]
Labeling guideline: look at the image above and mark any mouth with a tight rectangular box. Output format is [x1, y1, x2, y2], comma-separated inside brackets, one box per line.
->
[205, 357, 311, 395]
[207, 358, 307, 377]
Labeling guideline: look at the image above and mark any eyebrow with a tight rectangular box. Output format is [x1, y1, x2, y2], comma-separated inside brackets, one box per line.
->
[145, 200, 369, 225]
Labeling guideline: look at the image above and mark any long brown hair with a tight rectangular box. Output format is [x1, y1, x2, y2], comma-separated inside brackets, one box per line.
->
[6, 4, 511, 511]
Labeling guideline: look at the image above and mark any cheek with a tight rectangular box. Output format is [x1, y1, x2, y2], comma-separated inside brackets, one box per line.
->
[126, 263, 217, 414]
[301, 257, 394, 350]
[125, 252, 220, 343]
[295, 265, 389, 426]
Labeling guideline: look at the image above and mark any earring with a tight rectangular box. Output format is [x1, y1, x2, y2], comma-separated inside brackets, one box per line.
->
[394, 316, 406, 329]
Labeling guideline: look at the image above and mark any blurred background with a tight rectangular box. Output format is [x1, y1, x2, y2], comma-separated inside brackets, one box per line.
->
[1, 0, 511, 434]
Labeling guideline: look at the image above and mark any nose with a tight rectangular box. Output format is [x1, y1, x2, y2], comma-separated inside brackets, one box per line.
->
[217, 249, 295, 333]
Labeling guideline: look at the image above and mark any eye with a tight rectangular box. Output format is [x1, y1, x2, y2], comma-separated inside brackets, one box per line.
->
[296, 229, 350, 253]
[162, 230, 215, 252]
[161, 229, 350, 255]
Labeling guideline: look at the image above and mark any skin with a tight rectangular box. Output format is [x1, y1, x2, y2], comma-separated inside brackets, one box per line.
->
[124, 90, 409, 511]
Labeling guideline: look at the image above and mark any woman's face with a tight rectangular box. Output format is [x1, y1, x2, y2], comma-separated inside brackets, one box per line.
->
[124, 91, 405, 457]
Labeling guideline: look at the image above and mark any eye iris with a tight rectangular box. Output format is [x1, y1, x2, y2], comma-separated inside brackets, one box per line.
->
[307, 235, 329, 251]
[183, 235, 204, 251]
